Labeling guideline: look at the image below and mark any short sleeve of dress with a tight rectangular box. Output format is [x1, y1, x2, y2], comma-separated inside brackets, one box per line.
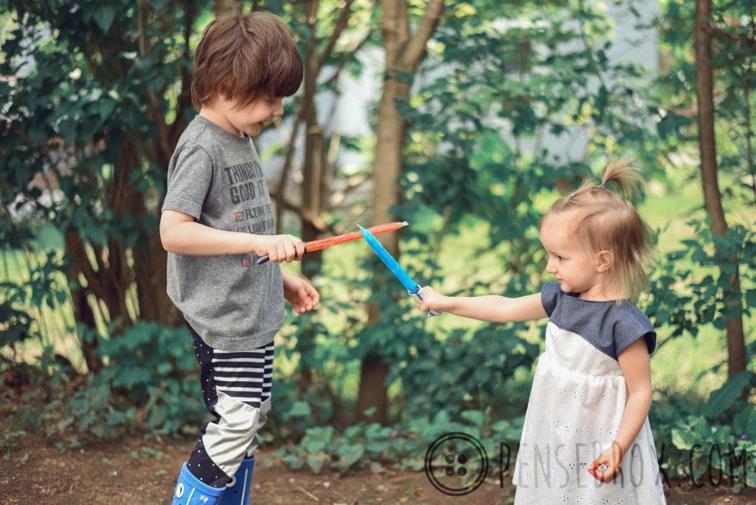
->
[162, 144, 214, 219]
[540, 282, 561, 317]
[614, 307, 657, 358]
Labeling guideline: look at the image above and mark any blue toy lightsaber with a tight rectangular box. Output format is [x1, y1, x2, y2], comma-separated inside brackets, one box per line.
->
[358, 225, 440, 317]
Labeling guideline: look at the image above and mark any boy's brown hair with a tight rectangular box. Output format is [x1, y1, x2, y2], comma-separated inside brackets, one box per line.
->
[543, 160, 655, 299]
[191, 12, 303, 109]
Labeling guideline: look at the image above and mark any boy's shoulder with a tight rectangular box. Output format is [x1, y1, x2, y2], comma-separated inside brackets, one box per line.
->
[175, 115, 219, 153]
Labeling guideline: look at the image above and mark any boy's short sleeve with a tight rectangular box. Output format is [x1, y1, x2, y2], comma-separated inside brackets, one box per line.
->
[614, 309, 657, 358]
[162, 145, 213, 219]
[540, 282, 561, 317]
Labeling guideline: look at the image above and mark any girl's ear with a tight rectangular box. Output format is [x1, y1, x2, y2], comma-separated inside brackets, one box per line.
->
[595, 250, 614, 273]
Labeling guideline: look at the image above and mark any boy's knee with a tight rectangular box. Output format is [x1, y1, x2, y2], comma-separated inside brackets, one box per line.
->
[214, 392, 265, 432]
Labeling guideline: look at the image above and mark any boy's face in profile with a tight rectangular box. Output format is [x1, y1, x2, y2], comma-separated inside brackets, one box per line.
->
[213, 93, 284, 137]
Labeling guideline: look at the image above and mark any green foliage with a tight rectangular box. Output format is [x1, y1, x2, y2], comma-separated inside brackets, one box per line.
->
[646, 221, 754, 339]
[275, 408, 527, 474]
[0, 298, 32, 348]
[68, 322, 205, 437]
[0, 0, 752, 484]
[651, 370, 755, 489]
[5, 322, 206, 440]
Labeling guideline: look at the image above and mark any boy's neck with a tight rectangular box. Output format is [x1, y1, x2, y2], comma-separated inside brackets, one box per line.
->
[199, 107, 243, 137]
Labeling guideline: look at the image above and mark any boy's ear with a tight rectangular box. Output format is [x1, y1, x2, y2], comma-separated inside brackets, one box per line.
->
[595, 250, 614, 273]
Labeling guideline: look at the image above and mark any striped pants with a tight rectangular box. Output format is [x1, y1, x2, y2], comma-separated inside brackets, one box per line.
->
[184, 322, 274, 487]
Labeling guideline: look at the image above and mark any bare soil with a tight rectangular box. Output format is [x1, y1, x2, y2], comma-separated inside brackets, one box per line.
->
[1, 434, 753, 505]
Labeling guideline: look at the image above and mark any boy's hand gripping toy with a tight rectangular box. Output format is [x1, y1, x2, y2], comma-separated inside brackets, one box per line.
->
[256, 221, 408, 265]
[358, 225, 439, 318]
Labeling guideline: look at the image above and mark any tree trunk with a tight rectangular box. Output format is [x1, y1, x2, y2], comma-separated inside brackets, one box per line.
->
[280, 1, 356, 401]
[355, 0, 444, 424]
[693, 0, 746, 378]
[295, 0, 327, 392]
[63, 230, 103, 374]
[133, 230, 182, 325]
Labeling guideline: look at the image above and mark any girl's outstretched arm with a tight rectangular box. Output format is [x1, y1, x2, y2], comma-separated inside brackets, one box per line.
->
[416, 286, 546, 323]
[588, 338, 653, 482]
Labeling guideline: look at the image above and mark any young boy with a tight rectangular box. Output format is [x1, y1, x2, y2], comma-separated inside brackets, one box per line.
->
[160, 12, 319, 505]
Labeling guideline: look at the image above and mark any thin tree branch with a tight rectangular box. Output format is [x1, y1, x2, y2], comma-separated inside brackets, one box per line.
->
[323, 26, 374, 87]
[170, 0, 197, 148]
[274, 109, 307, 229]
[316, 0, 355, 73]
[402, 0, 444, 71]
[707, 26, 756, 47]
[269, 191, 336, 234]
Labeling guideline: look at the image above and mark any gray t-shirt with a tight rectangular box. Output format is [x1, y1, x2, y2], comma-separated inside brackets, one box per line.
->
[162, 115, 283, 351]
[541, 281, 656, 360]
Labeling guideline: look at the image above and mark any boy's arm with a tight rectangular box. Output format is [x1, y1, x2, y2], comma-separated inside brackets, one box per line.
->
[417, 287, 546, 322]
[281, 270, 320, 314]
[160, 209, 303, 261]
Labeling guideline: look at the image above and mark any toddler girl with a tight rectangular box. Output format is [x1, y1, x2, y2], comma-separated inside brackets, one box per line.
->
[418, 161, 666, 504]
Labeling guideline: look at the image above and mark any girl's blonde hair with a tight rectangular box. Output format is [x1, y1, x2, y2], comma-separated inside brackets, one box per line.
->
[543, 160, 654, 299]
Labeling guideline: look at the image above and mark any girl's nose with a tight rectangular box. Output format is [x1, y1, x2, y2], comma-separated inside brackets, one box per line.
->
[546, 259, 557, 274]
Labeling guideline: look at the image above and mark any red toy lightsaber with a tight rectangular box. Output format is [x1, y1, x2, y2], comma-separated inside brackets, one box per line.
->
[255, 221, 408, 265]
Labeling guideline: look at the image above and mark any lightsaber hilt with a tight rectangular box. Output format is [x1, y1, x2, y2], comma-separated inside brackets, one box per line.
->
[255, 255, 271, 265]
[255, 247, 307, 265]
[410, 287, 440, 318]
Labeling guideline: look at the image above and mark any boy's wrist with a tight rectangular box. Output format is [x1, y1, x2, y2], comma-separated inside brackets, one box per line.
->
[245, 233, 266, 256]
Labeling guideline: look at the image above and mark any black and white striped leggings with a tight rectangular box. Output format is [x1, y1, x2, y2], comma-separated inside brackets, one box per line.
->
[184, 321, 274, 487]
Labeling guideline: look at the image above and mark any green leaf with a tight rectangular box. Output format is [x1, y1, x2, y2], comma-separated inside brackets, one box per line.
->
[289, 401, 311, 417]
[305, 452, 329, 474]
[671, 427, 698, 451]
[99, 99, 116, 120]
[336, 443, 365, 471]
[461, 410, 485, 428]
[701, 371, 753, 418]
[94, 6, 116, 32]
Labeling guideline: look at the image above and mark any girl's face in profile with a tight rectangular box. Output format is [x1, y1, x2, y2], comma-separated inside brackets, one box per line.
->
[540, 212, 602, 296]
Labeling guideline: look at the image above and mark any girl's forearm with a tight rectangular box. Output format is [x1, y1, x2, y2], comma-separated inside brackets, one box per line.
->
[614, 392, 652, 456]
[445, 295, 538, 323]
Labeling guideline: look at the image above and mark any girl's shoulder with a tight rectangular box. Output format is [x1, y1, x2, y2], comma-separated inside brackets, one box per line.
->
[541, 282, 656, 359]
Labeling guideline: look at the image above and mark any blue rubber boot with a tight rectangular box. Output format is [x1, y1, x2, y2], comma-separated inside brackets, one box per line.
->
[218, 456, 255, 505]
[172, 463, 226, 505]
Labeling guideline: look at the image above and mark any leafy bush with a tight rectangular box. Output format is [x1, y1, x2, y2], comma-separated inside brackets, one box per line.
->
[4, 322, 209, 441]
[651, 371, 755, 491]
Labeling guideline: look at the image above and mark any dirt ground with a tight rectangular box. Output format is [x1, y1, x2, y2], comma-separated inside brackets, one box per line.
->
[0, 434, 753, 505]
